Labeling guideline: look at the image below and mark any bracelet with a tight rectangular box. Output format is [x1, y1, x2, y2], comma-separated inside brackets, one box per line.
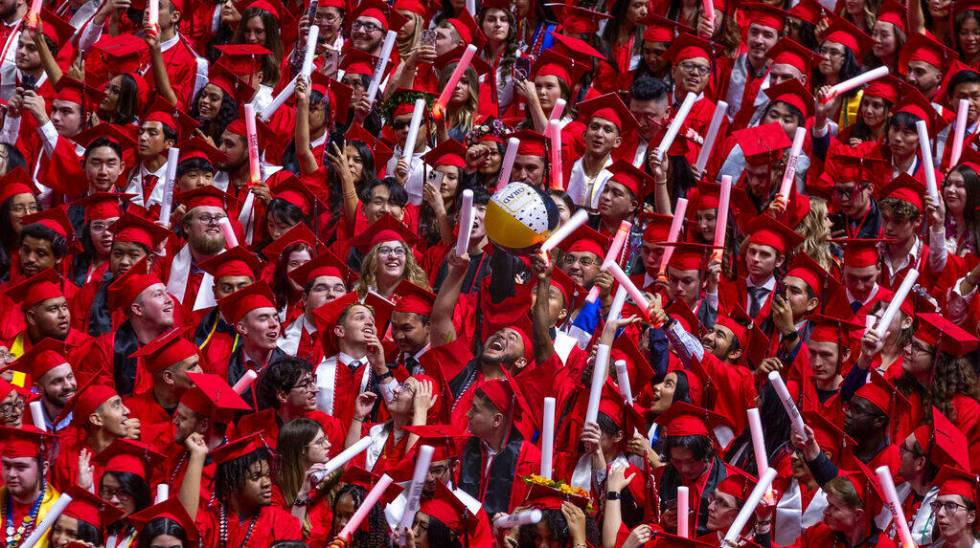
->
[606, 491, 621, 501]
[292, 496, 308, 507]
[352, 416, 364, 422]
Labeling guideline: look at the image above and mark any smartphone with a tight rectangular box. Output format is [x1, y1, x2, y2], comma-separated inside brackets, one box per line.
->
[512, 56, 531, 81]
[427, 169, 445, 187]
[20, 74, 36, 92]
[421, 29, 437, 47]
[829, 213, 847, 238]
[305, 0, 318, 23]
[323, 47, 340, 75]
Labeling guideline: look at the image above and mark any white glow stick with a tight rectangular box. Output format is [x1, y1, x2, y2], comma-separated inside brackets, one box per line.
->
[232, 369, 257, 394]
[466, 0, 476, 15]
[586, 220, 632, 303]
[747, 408, 769, 472]
[549, 119, 563, 190]
[916, 120, 940, 203]
[825, 66, 889, 101]
[498, 137, 520, 186]
[951, 99, 970, 167]
[694, 100, 728, 173]
[19, 493, 72, 548]
[402, 98, 426, 164]
[494, 510, 543, 528]
[778, 127, 807, 199]
[366, 31, 397, 104]
[585, 344, 610, 424]
[874, 269, 918, 339]
[875, 466, 916, 548]
[723, 468, 778, 544]
[29, 401, 45, 431]
[260, 76, 297, 121]
[614, 360, 633, 405]
[244, 105, 261, 184]
[712, 175, 732, 261]
[435, 45, 478, 112]
[607, 286, 628, 324]
[677, 486, 690, 538]
[301, 25, 319, 78]
[217, 217, 238, 249]
[339, 474, 394, 540]
[158, 147, 179, 227]
[155, 484, 169, 503]
[541, 397, 555, 479]
[455, 189, 475, 258]
[147, 0, 158, 29]
[540, 209, 589, 253]
[658, 93, 697, 161]
[767, 371, 806, 439]
[658, 198, 689, 276]
[324, 436, 374, 475]
[608, 263, 656, 325]
[865, 314, 876, 336]
[549, 99, 567, 123]
[397, 445, 434, 531]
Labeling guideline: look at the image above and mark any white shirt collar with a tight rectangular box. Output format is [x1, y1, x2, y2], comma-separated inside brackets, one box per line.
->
[747, 275, 776, 291]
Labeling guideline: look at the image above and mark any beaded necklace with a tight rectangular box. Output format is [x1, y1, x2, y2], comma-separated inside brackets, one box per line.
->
[4, 482, 44, 548]
[218, 504, 258, 548]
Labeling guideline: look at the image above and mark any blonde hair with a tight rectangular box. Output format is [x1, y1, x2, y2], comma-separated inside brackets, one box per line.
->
[396, 12, 423, 57]
[796, 198, 836, 271]
[355, 241, 431, 295]
[438, 63, 479, 135]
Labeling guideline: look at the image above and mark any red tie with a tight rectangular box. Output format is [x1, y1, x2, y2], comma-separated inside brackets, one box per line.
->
[142, 174, 159, 199]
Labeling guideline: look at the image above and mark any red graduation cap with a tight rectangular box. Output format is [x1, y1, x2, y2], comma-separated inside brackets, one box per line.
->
[788, 0, 824, 24]
[421, 139, 468, 169]
[178, 136, 228, 167]
[766, 38, 820, 76]
[53, 75, 105, 110]
[664, 241, 716, 271]
[287, 247, 353, 288]
[419, 480, 485, 540]
[741, 2, 788, 32]
[763, 78, 814, 118]
[819, 14, 874, 58]
[311, 292, 362, 356]
[434, 44, 493, 78]
[577, 93, 638, 136]
[549, 31, 607, 63]
[180, 371, 251, 418]
[206, 64, 257, 107]
[94, 34, 148, 75]
[261, 221, 318, 263]
[785, 252, 831, 294]
[899, 31, 955, 73]
[641, 13, 692, 43]
[915, 313, 980, 356]
[717, 464, 758, 503]
[393, 280, 436, 316]
[556, 224, 611, 258]
[338, 49, 377, 77]
[642, 213, 674, 243]
[400, 423, 468, 462]
[346, 123, 393, 175]
[350, 213, 419, 254]
[690, 179, 721, 212]
[662, 33, 717, 64]
[61, 486, 125, 530]
[128, 498, 199, 544]
[511, 129, 548, 158]
[106, 256, 163, 311]
[658, 401, 730, 438]
[214, 43, 272, 75]
[808, 313, 864, 345]
[75, 122, 138, 151]
[803, 410, 854, 464]
[531, 48, 587, 87]
[72, 192, 131, 223]
[20, 205, 74, 240]
[271, 176, 320, 217]
[880, 173, 927, 211]
[217, 281, 276, 324]
[310, 72, 353, 124]
[108, 212, 171, 249]
[853, 369, 901, 415]
[911, 407, 971, 471]
[745, 216, 803, 255]
[350, 0, 390, 30]
[0, 425, 52, 458]
[11, 338, 71, 381]
[735, 122, 792, 166]
[0, 167, 37, 205]
[129, 326, 199, 375]
[64, 376, 118, 428]
[551, 3, 612, 35]
[842, 459, 887, 516]
[835, 238, 884, 268]
[863, 74, 902, 104]
[175, 185, 233, 211]
[934, 465, 979, 503]
[93, 438, 164, 480]
[211, 432, 270, 465]
[894, 86, 947, 135]
[877, 0, 909, 34]
[4, 268, 64, 311]
[607, 158, 655, 199]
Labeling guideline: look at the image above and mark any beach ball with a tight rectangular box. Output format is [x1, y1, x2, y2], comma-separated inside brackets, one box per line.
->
[485, 182, 560, 254]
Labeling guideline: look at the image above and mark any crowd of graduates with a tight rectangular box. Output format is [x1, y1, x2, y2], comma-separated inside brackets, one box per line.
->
[0, 0, 977, 545]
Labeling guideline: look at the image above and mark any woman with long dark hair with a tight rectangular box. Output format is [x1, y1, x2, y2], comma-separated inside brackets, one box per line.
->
[601, 0, 649, 74]
[813, 21, 868, 129]
[131, 498, 201, 548]
[939, 163, 980, 257]
[869, 1, 906, 71]
[479, 5, 520, 114]
[278, 418, 333, 545]
[230, 6, 284, 88]
[0, 171, 37, 282]
[842, 77, 895, 144]
[189, 80, 240, 143]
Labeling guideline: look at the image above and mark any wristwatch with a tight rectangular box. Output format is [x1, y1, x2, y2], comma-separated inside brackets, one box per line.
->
[378, 370, 393, 380]
[606, 491, 621, 501]
[782, 331, 800, 342]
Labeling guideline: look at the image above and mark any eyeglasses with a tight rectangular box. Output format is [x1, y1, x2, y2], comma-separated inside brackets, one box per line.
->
[560, 254, 598, 267]
[292, 376, 316, 392]
[314, 12, 341, 24]
[817, 46, 845, 58]
[0, 398, 22, 416]
[195, 214, 227, 225]
[308, 436, 329, 448]
[377, 246, 406, 257]
[9, 204, 38, 215]
[100, 487, 134, 502]
[352, 19, 382, 33]
[832, 185, 864, 199]
[930, 501, 970, 513]
[90, 220, 116, 232]
[392, 119, 411, 130]
[678, 61, 710, 76]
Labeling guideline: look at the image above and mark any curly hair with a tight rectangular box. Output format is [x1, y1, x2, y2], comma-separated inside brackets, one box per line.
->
[191, 86, 239, 142]
[214, 447, 273, 502]
[355, 241, 431, 295]
[516, 508, 600, 546]
[796, 198, 836, 271]
[924, 353, 980, 423]
[880, 196, 922, 223]
[231, 8, 283, 86]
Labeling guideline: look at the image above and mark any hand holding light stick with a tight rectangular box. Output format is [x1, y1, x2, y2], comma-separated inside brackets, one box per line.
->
[615, 360, 633, 405]
[300, 25, 319, 78]
[26, 0, 42, 27]
[768, 371, 806, 439]
[585, 344, 610, 424]
[541, 397, 556, 479]
[657, 198, 689, 276]
[658, 93, 697, 161]
[217, 217, 239, 249]
[778, 127, 807, 199]
[586, 220, 632, 303]
[498, 137, 520, 186]
[550, 119, 563, 190]
[712, 176, 732, 262]
[261, 76, 297, 121]
[540, 209, 590, 254]
[19, 493, 72, 548]
[821, 66, 889, 102]
[366, 31, 397, 105]
[323, 436, 374, 476]
[747, 408, 775, 501]
[455, 190, 475, 258]
[874, 269, 918, 339]
[875, 466, 916, 548]
[694, 100, 728, 173]
[402, 98, 426, 165]
[702, 0, 714, 29]
[607, 263, 658, 326]
[916, 120, 940, 203]
[232, 369, 257, 393]
[339, 474, 394, 540]
[607, 286, 628, 324]
[722, 468, 778, 545]
[434, 45, 478, 117]
[147, 0, 159, 31]
[951, 99, 970, 167]
[158, 147, 179, 227]
[397, 445, 434, 532]
[494, 510, 543, 528]
[243, 105, 261, 184]
[677, 486, 690, 538]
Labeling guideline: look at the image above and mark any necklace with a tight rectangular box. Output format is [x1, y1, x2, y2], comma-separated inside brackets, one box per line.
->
[169, 451, 189, 486]
[218, 504, 259, 548]
[4, 483, 44, 548]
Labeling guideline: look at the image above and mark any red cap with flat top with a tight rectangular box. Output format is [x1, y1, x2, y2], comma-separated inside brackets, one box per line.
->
[934, 466, 978, 503]
[0, 425, 52, 458]
[658, 401, 730, 438]
[893, 87, 947, 134]
[62, 486, 124, 529]
[607, 159, 655, 199]
[0, 167, 37, 205]
[129, 326, 199, 375]
[745, 216, 803, 255]
[109, 213, 171, 250]
[819, 14, 874, 58]
[512, 129, 548, 158]
[577, 93, 638, 136]
[128, 498, 199, 544]
[262, 222, 318, 262]
[288, 248, 353, 288]
[4, 269, 64, 311]
[217, 281, 277, 325]
[662, 33, 716, 64]
[93, 438, 164, 480]
[878, 0, 909, 34]
[350, 213, 419, 254]
[175, 185, 232, 211]
[213, 432, 270, 465]
[764, 78, 814, 118]
[642, 214, 674, 243]
[20, 206, 74, 239]
[736, 123, 792, 166]
[742, 2, 788, 31]
[785, 252, 831, 294]
[65, 376, 119, 428]
[557, 224, 611, 258]
[11, 338, 70, 381]
[899, 32, 955, 73]
[180, 372, 251, 418]
[393, 280, 436, 316]
[531, 49, 586, 86]
[863, 74, 902, 104]
[94, 34, 148, 75]
[915, 313, 980, 356]
[351, 0, 390, 29]
[553, 3, 612, 34]
[880, 173, 927, 211]
[107, 257, 163, 311]
[421, 139, 467, 169]
[766, 38, 819, 75]
[72, 192, 131, 223]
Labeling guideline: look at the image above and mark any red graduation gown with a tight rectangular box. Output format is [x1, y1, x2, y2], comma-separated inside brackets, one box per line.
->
[203, 504, 303, 546]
